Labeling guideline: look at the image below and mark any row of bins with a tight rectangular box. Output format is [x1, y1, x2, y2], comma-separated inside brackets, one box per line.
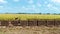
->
[0, 20, 60, 27]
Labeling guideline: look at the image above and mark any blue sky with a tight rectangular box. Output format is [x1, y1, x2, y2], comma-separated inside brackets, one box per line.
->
[0, 0, 60, 13]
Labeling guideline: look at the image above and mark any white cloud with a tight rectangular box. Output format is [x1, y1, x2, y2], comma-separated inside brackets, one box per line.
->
[47, 4, 58, 10]
[0, 6, 3, 7]
[37, 3, 41, 7]
[13, 0, 19, 2]
[31, 5, 36, 9]
[20, 5, 41, 13]
[0, 6, 4, 9]
[0, 0, 7, 4]
[28, 0, 33, 4]
[47, 4, 52, 8]
[47, 4, 59, 12]
[44, 1, 48, 4]
[21, 6, 29, 10]
[51, 0, 60, 3]
[22, 5, 36, 10]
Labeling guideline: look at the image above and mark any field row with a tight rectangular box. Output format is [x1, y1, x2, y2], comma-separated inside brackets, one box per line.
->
[0, 14, 60, 21]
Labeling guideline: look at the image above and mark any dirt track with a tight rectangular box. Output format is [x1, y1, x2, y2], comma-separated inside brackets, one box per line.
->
[0, 26, 60, 34]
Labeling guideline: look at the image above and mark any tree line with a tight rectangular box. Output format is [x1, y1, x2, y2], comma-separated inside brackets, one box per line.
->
[4, 12, 60, 15]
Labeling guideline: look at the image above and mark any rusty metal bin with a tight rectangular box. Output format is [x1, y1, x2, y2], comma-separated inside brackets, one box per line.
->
[11, 21, 20, 26]
[20, 20, 28, 26]
[1, 21, 9, 26]
[55, 20, 60, 26]
[37, 20, 47, 26]
[47, 20, 54, 27]
[28, 19, 37, 26]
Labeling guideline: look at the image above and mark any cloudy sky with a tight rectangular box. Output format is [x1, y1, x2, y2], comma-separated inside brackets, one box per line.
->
[0, 0, 60, 13]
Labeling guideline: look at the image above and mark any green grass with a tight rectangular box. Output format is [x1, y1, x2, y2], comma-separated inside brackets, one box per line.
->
[0, 14, 60, 21]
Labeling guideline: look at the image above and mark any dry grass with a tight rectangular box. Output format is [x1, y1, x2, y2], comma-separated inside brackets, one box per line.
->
[0, 26, 60, 34]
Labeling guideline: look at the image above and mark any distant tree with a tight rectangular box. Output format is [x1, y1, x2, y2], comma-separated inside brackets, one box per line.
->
[39, 13, 42, 14]
[53, 13, 57, 15]
[58, 13, 60, 15]
[5, 12, 9, 14]
[46, 13, 50, 15]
